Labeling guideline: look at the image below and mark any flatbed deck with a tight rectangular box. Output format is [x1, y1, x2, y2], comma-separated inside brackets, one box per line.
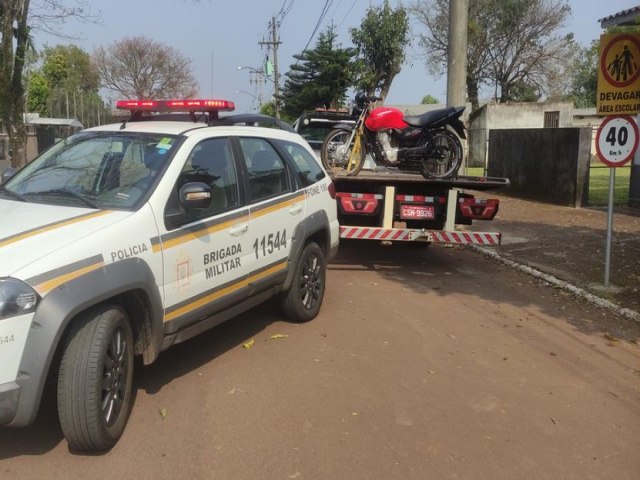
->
[329, 169, 510, 191]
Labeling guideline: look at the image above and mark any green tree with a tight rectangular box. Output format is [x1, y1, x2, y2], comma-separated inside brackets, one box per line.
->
[41, 44, 100, 92]
[280, 25, 355, 119]
[566, 39, 598, 108]
[350, 0, 410, 101]
[421, 94, 440, 104]
[39, 44, 107, 125]
[26, 71, 49, 114]
[412, 0, 575, 109]
[260, 101, 277, 117]
[27, 44, 110, 127]
[0, 0, 98, 167]
[506, 80, 541, 102]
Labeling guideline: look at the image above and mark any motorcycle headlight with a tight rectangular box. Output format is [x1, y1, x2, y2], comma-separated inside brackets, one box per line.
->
[0, 278, 40, 320]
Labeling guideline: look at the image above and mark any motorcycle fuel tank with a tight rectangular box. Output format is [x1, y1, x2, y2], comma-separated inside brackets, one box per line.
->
[364, 107, 408, 131]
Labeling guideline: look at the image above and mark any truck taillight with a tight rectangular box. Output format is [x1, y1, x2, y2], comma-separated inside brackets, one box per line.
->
[328, 181, 336, 199]
[459, 198, 499, 220]
[336, 193, 381, 215]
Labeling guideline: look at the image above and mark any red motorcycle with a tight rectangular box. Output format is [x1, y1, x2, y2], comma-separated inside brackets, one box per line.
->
[321, 93, 465, 179]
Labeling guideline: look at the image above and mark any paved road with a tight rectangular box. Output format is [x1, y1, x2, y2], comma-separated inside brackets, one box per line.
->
[1, 243, 639, 479]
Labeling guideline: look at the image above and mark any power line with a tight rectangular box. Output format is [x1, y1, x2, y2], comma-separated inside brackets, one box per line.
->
[300, 0, 334, 55]
[336, 0, 358, 33]
[278, 0, 295, 20]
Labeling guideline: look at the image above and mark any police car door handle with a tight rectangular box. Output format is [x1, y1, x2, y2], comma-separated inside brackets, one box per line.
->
[229, 223, 248, 236]
[289, 204, 303, 215]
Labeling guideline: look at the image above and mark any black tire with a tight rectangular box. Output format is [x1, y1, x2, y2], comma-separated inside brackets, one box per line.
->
[280, 242, 326, 322]
[57, 305, 134, 452]
[320, 129, 366, 176]
[418, 129, 463, 180]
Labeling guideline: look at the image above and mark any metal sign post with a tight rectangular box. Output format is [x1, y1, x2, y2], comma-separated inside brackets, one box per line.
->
[595, 115, 639, 287]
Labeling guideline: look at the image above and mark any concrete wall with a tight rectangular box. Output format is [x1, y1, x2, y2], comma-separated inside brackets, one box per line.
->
[487, 127, 592, 207]
[469, 102, 575, 167]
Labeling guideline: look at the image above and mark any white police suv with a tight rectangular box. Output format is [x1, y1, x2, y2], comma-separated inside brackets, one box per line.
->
[0, 99, 339, 451]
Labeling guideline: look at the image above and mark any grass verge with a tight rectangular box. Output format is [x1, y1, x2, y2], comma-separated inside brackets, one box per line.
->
[463, 166, 631, 206]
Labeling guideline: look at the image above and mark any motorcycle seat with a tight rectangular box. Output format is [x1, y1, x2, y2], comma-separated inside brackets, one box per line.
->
[403, 106, 464, 129]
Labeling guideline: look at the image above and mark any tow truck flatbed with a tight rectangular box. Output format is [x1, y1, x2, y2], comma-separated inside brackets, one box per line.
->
[330, 169, 510, 191]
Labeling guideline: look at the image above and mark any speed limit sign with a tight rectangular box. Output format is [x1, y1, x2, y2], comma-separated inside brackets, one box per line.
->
[595, 115, 639, 167]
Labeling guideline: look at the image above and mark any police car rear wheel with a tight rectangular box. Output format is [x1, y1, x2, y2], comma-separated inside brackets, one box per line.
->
[57, 305, 134, 452]
[280, 242, 326, 322]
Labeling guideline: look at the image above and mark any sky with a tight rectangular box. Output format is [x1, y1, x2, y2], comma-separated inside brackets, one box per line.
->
[33, 0, 640, 114]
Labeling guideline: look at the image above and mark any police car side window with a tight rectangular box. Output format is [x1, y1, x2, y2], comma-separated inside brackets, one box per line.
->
[278, 140, 326, 186]
[238, 138, 289, 202]
[178, 138, 239, 221]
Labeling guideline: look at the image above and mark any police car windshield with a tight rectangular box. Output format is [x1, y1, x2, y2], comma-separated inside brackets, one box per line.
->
[3, 132, 179, 209]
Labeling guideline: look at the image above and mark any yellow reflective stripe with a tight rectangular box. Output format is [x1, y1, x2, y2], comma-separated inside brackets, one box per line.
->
[251, 196, 304, 220]
[163, 260, 287, 322]
[34, 261, 105, 295]
[152, 214, 250, 253]
[164, 280, 247, 322]
[248, 260, 287, 283]
[0, 210, 111, 248]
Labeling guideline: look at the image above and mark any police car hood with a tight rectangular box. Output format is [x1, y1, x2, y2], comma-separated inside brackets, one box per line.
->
[0, 199, 133, 276]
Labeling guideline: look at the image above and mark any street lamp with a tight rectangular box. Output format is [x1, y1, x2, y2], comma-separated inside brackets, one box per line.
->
[236, 66, 270, 82]
[235, 90, 262, 111]
[236, 66, 268, 108]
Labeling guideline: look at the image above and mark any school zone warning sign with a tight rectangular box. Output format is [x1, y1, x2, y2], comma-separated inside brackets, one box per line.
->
[597, 32, 640, 116]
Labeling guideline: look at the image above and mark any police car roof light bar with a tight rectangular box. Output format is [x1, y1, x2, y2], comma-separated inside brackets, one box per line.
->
[164, 99, 235, 112]
[116, 99, 236, 127]
[116, 99, 235, 112]
[116, 100, 159, 110]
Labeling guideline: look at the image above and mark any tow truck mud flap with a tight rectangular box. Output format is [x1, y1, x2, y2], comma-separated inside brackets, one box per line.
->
[340, 226, 501, 245]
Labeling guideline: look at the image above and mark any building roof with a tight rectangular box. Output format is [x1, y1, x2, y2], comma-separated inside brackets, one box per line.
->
[599, 6, 640, 28]
[573, 108, 597, 117]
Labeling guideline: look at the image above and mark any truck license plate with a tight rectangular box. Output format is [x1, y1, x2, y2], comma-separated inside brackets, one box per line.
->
[400, 204, 434, 219]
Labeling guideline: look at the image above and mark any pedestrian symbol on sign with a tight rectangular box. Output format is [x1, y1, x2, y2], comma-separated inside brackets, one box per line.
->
[607, 45, 637, 82]
[601, 34, 640, 88]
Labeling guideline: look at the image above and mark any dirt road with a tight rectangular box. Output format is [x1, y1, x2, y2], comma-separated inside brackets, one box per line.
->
[1, 243, 639, 479]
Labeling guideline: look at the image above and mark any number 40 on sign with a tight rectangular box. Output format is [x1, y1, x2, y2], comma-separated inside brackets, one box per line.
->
[595, 115, 639, 167]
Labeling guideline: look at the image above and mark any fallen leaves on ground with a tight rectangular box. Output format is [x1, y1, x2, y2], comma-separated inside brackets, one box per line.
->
[243, 339, 255, 349]
[604, 333, 620, 343]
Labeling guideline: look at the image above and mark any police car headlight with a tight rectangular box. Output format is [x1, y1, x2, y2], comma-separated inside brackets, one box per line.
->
[0, 278, 40, 320]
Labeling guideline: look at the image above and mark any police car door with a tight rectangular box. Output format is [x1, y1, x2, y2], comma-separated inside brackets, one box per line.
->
[160, 137, 251, 328]
[237, 137, 305, 295]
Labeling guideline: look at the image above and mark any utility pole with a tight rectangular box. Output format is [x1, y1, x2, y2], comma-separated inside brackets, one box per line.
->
[259, 16, 282, 118]
[446, 0, 468, 109]
[447, 0, 468, 172]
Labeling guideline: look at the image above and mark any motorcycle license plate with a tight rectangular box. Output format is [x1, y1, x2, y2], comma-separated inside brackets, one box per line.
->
[400, 204, 434, 220]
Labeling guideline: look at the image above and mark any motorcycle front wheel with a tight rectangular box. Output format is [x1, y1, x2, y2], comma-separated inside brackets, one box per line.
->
[418, 129, 463, 180]
[321, 129, 366, 176]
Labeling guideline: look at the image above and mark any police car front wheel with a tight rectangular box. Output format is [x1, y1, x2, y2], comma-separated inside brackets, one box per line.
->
[57, 305, 134, 452]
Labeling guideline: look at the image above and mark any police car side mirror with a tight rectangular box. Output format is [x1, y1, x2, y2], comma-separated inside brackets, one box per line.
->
[179, 182, 212, 210]
[1, 167, 16, 184]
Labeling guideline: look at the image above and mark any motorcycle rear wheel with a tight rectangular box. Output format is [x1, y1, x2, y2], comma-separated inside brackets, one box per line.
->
[321, 129, 366, 176]
[418, 129, 463, 180]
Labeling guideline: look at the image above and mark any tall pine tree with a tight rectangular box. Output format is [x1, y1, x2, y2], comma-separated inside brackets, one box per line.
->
[281, 25, 355, 118]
